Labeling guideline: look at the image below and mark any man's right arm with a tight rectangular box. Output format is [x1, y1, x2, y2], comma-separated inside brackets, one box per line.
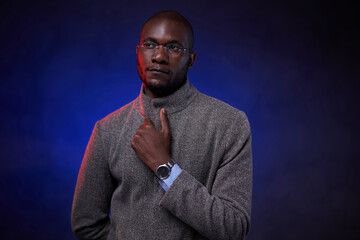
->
[71, 121, 115, 240]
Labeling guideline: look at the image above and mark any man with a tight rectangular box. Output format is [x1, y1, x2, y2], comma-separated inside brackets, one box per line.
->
[71, 11, 252, 240]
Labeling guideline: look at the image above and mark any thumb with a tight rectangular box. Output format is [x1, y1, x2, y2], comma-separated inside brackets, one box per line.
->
[160, 108, 170, 135]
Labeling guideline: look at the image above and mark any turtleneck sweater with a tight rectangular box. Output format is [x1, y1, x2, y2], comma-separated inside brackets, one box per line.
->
[71, 80, 252, 240]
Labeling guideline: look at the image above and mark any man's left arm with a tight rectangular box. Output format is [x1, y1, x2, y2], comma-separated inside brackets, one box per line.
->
[132, 109, 252, 240]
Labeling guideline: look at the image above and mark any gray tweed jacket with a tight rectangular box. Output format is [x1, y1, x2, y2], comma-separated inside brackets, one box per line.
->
[71, 80, 252, 240]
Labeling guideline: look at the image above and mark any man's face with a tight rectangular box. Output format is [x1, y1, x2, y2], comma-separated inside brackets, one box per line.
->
[136, 18, 196, 98]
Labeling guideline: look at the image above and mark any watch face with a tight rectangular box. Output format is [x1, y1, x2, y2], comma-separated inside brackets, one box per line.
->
[157, 166, 170, 179]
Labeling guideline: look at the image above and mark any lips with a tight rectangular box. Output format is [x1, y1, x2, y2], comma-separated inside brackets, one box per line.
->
[146, 66, 170, 74]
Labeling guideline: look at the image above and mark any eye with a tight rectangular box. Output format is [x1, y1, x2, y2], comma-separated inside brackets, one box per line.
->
[143, 42, 156, 49]
[166, 44, 181, 51]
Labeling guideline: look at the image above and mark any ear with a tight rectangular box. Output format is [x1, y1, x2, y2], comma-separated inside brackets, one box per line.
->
[136, 45, 139, 55]
[188, 51, 197, 69]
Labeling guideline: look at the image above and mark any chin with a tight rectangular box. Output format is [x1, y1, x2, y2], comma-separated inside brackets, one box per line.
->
[146, 78, 167, 87]
[145, 81, 170, 97]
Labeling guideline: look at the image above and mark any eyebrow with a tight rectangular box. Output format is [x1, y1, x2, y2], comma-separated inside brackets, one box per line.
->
[142, 37, 184, 46]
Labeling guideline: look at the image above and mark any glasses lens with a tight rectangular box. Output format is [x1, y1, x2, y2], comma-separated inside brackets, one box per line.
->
[140, 43, 186, 56]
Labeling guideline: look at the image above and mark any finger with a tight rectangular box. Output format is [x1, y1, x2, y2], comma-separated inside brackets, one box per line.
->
[130, 139, 137, 150]
[144, 118, 155, 128]
[131, 134, 143, 150]
[160, 108, 170, 135]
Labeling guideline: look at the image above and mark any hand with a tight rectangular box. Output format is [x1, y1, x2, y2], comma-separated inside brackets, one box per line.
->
[131, 108, 171, 173]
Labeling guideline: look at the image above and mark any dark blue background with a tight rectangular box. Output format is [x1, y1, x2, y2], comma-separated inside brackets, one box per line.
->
[1, 0, 359, 239]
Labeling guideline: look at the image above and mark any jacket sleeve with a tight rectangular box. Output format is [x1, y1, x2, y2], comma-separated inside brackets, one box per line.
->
[159, 112, 252, 240]
[71, 121, 115, 240]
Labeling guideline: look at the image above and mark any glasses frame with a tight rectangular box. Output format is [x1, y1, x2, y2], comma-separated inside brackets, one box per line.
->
[138, 42, 191, 57]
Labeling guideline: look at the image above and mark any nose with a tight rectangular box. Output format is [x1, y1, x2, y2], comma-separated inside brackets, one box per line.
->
[151, 45, 169, 64]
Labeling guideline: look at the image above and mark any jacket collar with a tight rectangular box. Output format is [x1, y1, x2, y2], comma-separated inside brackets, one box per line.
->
[135, 79, 198, 120]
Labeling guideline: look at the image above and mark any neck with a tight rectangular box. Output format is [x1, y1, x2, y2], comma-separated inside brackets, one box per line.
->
[143, 86, 158, 98]
[143, 79, 187, 99]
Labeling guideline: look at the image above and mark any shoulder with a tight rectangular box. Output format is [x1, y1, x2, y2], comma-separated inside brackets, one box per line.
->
[96, 99, 136, 131]
[193, 92, 249, 128]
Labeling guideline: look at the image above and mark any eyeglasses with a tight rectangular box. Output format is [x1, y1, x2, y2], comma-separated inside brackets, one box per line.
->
[139, 42, 190, 57]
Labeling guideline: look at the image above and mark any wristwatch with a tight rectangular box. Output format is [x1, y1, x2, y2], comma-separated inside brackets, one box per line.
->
[156, 159, 175, 180]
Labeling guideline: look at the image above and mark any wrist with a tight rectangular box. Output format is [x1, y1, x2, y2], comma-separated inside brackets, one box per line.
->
[151, 155, 171, 173]
[156, 159, 175, 180]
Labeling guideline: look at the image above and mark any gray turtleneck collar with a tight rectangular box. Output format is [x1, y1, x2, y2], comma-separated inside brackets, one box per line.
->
[134, 79, 199, 120]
